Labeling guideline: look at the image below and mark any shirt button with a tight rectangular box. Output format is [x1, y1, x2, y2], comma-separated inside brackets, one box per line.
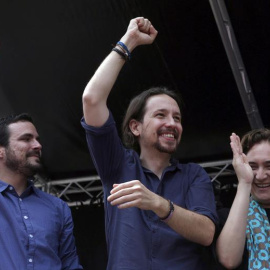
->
[19, 198, 22, 202]
[9, 186, 13, 190]
[29, 258, 33, 263]
[29, 234, 33, 238]
[24, 216, 28, 220]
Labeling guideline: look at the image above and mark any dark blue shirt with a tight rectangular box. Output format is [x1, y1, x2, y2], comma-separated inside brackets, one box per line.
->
[81, 112, 218, 270]
[0, 179, 82, 270]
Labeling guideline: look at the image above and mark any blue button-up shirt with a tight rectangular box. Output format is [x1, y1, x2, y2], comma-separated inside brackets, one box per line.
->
[81, 112, 218, 270]
[0, 179, 82, 270]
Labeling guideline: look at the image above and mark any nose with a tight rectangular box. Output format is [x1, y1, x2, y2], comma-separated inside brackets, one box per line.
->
[32, 139, 42, 150]
[165, 116, 183, 134]
[165, 116, 177, 127]
[255, 167, 267, 181]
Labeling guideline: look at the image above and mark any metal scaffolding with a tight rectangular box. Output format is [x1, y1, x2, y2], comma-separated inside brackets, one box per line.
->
[34, 159, 235, 206]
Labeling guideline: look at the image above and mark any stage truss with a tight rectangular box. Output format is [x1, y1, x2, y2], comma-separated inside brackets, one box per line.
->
[34, 159, 236, 206]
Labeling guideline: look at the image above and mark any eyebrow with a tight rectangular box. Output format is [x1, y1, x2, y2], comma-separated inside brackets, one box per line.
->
[249, 161, 270, 166]
[248, 162, 257, 166]
[153, 109, 181, 116]
[18, 133, 40, 141]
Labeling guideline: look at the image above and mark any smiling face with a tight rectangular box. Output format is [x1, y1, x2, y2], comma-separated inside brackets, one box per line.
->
[247, 141, 270, 208]
[3, 121, 43, 177]
[132, 94, 183, 156]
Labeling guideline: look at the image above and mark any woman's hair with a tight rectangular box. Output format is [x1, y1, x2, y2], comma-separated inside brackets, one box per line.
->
[241, 128, 270, 154]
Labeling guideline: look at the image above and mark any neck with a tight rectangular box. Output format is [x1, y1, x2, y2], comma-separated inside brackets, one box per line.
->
[140, 150, 171, 179]
[0, 166, 28, 195]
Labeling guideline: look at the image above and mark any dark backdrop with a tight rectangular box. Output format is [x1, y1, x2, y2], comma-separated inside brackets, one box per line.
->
[1, 0, 269, 181]
[0, 1, 270, 269]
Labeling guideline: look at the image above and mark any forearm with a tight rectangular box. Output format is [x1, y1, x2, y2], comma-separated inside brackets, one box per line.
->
[153, 197, 215, 246]
[216, 182, 251, 268]
[109, 181, 215, 245]
[82, 17, 157, 127]
[82, 25, 138, 127]
[82, 51, 126, 126]
[82, 29, 139, 118]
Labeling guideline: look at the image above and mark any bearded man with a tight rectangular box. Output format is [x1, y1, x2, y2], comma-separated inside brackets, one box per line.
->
[0, 113, 82, 270]
[81, 17, 218, 270]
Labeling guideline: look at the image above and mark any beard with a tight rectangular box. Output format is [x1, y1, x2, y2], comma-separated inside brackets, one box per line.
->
[153, 128, 180, 154]
[153, 140, 178, 154]
[5, 148, 43, 177]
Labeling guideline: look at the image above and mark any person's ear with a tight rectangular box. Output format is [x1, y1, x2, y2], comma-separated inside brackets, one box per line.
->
[129, 119, 141, 137]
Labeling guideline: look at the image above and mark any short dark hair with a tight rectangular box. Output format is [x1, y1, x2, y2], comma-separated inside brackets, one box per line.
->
[122, 86, 182, 153]
[0, 113, 33, 147]
[241, 128, 270, 154]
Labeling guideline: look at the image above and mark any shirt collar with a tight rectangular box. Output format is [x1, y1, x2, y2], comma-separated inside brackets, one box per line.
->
[142, 158, 182, 173]
[170, 158, 182, 171]
[0, 180, 9, 193]
[0, 178, 40, 197]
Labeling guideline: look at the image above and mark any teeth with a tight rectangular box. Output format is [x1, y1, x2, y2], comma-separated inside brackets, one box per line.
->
[162, 134, 174, 138]
[255, 184, 270, 188]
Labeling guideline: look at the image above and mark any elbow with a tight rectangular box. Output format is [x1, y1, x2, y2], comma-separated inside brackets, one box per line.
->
[218, 256, 242, 269]
[202, 221, 215, 246]
[82, 92, 96, 107]
[82, 91, 104, 114]
[216, 243, 243, 269]
[203, 237, 213, 247]
[82, 79, 105, 108]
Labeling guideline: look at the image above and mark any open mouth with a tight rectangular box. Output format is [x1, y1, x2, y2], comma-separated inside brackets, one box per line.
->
[158, 128, 179, 140]
[161, 133, 175, 139]
[254, 183, 270, 188]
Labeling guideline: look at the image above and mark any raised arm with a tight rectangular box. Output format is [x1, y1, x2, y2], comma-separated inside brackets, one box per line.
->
[82, 17, 158, 127]
[216, 133, 253, 269]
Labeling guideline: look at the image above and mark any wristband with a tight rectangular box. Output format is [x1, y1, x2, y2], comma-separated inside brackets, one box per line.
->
[160, 200, 174, 222]
[117, 41, 131, 60]
[112, 47, 127, 61]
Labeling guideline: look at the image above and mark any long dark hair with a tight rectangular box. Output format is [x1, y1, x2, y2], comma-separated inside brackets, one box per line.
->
[122, 86, 182, 153]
